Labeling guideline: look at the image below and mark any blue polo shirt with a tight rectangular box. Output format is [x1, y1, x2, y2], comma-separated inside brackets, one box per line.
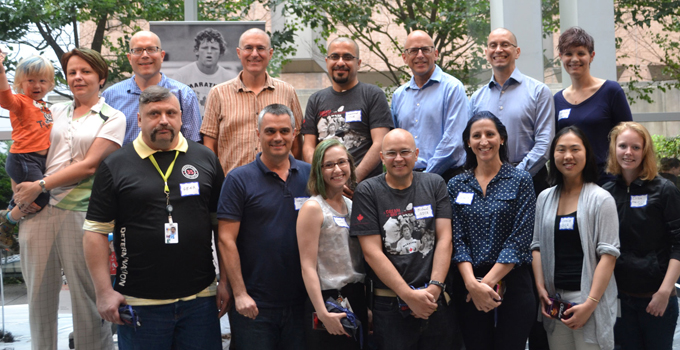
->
[217, 154, 311, 308]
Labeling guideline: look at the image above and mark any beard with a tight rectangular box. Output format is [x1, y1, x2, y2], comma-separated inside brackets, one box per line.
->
[151, 127, 176, 143]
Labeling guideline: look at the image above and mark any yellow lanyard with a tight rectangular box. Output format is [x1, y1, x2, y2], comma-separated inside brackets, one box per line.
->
[148, 151, 180, 194]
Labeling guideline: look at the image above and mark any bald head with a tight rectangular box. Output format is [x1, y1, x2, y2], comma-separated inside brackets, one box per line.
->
[489, 28, 517, 46]
[239, 28, 271, 48]
[381, 129, 419, 182]
[130, 31, 162, 48]
[405, 30, 434, 48]
[382, 129, 416, 151]
[328, 37, 360, 59]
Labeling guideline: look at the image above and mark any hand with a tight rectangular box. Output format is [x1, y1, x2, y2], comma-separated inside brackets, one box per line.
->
[465, 281, 501, 313]
[402, 289, 437, 319]
[234, 293, 259, 320]
[562, 300, 597, 330]
[342, 185, 354, 199]
[216, 281, 232, 318]
[318, 310, 350, 336]
[15, 181, 42, 210]
[425, 284, 442, 303]
[647, 290, 671, 317]
[537, 287, 552, 318]
[96, 289, 126, 325]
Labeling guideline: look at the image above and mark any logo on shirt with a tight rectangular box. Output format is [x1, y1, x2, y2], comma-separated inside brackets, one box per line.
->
[357, 214, 364, 221]
[382, 203, 435, 257]
[181, 165, 199, 179]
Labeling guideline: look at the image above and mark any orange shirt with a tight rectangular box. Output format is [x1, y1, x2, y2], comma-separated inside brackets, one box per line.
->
[0, 89, 52, 153]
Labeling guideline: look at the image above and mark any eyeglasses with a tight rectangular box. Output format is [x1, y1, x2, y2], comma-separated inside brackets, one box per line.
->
[130, 46, 160, 56]
[322, 158, 349, 170]
[404, 46, 435, 56]
[239, 46, 269, 54]
[327, 54, 357, 62]
[383, 150, 415, 159]
[487, 42, 517, 50]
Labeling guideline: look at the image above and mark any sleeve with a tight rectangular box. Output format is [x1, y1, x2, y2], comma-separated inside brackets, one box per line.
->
[662, 182, 680, 262]
[179, 87, 202, 142]
[520, 84, 555, 176]
[0, 89, 22, 112]
[594, 192, 620, 258]
[367, 86, 394, 129]
[201, 86, 223, 139]
[390, 89, 401, 129]
[209, 153, 226, 214]
[609, 82, 633, 126]
[498, 172, 536, 265]
[289, 88, 304, 135]
[531, 191, 548, 251]
[426, 82, 470, 173]
[84, 161, 117, 233]
[97, 109, 126, 146]
[349, 181, 381, 236]
[216, 171, 247, 221]
[300, 94, 319, 136]
[434, 176, 453, 219]
[449, 179, 473, 263]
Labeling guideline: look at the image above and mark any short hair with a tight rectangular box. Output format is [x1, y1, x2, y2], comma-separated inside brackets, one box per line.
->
[139, 85, 176, 107]
[194, 28, 227, 55]
[462, 111, 509, 170]
[660, 157, 680, 172]
[13, 56, 55, 94]
[257, 103, 295, 130]
[547, 126, 599, 186]
[327, 37, 360, 60]
[238, 28, 271, 48]
[558, 27, 595, 54]
[60, 48, 109, 88]
[606, 122, 658, 180]
[308, 139, 356, 199]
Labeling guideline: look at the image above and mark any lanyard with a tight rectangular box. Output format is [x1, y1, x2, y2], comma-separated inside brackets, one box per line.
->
[149, 151, 180, 221]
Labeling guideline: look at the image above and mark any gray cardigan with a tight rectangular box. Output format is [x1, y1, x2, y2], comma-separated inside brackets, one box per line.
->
[531, 183, 620, 350]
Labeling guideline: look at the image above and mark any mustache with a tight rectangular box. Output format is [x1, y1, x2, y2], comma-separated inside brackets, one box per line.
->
[150, 126, 176, 142]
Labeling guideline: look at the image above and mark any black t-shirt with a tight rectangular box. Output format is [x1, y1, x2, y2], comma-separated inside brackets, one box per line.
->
[350, 172, 452, 289]
[87, 141, 225, 299]
[554, 211, 583, 290]
[301, 82, 394, 178]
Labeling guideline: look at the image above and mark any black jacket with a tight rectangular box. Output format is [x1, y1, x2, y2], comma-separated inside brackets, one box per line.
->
[602, 175, 680, 294]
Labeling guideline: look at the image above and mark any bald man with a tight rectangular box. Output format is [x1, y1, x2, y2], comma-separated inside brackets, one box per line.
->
[350, 129, 457, 349]
[391, 30, 470, 182]
[201, 28, 304, 175]
[103, 31, 202, 145]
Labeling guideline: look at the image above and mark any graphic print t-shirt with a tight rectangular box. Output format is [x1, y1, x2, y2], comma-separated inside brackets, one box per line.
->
[350, 172, 452, 289]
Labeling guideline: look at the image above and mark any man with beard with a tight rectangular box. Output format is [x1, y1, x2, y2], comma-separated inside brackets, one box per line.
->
[301, 37, 393, 198]
[83, 86, 227, 349]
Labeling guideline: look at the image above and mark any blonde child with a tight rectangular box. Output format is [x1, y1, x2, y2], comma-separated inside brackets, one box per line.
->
[0, 51, 55, 249]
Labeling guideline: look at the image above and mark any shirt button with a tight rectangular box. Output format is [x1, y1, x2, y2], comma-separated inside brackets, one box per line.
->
[501, 91, 505, 94]
[499, 106, 504, 110]
[415, 119, 418, 122]
[415, 136, 418, 139]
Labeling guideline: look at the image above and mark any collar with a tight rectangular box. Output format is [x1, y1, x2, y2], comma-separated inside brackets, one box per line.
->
[614, 175, 645, 188]
[235, 71, 275, 93]
[459, 163, 514, 184]
[407, 65, 443, 90]
[133, 132, 188, 159]
[255, 153, 299, 175]
[127, 73, 167, 95]
[70, 96, 106, 116]
[488, 67, 524, 88]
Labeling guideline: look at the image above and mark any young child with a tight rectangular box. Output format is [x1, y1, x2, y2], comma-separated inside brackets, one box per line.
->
[0, 50, 55, 249]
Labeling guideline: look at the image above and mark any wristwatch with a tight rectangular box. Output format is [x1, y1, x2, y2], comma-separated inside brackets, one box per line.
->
[39, 180, 47, 193]
[429, 280, 446, 290]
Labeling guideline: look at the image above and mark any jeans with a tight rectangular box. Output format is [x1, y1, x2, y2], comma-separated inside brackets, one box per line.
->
[117, 296, 221, 350]
[615, 294, 678, 350]
[371, 294, 458, 350]
[229, 304, 306, 350]
[5, 151, 49, 208]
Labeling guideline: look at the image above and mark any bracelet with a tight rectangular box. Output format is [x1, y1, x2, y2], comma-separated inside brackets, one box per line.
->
[587, 296, 600, 303]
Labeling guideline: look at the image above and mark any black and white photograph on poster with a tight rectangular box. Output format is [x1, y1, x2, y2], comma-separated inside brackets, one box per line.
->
[382, 203, 435, 256]
[316, 106, 367, 149]
[150, 21, 266, 116]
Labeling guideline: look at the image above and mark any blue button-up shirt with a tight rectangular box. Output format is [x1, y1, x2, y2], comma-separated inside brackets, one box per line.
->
[448, 163, 536, 267]
[392, 65, 470, 174]
[102, 73, 202, 145]
[469, 68, 554, 176]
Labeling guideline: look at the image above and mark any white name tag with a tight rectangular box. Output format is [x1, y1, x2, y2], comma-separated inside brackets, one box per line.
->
[294, 197, 309, 210]
[631, 194, 648, 208]
[333, 216, 349, 228]
[180, 182, 200, 196]
[414, 204, 434, 220]
[559, 217, 575, 230]
[558, 109, 571, 120]
[455, 192, 474, 205]
[345, 110, 362, 123]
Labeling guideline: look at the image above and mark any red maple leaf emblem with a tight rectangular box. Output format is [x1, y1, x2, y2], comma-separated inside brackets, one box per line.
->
[357, 214, 364, 221]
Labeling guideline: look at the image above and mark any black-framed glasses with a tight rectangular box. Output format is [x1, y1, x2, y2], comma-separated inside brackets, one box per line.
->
[239, 46, 269, 54]
[487, 42, 517, 50]
[130, 46, 160, 56]
[327, 53, 357, 62]
[322, 158, 350, 170]
[383, 150, 415, 159]
[404, 46, 435, 56]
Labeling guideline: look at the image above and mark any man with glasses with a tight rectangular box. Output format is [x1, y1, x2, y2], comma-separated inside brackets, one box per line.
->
[103, 31, 202, 145]
[301, 37, 393, 198]
[350, 128, 456, 349]
[201, 28, 304, 175]
[391, 30, 470, 183]
[470, 27, 554, 194]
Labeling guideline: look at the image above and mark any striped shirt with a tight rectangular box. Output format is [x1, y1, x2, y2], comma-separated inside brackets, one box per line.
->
[102, 73, 202, 145]
[201, 71, 303, 175]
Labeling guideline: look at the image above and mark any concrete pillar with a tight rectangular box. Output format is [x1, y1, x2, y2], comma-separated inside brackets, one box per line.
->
[559, 0, 617, 88]
[184, 0, 198, 21]
[490, 0, 545, 82]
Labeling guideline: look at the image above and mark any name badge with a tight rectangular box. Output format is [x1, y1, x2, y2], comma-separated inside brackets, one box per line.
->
[333, 216, 350, 228]
[455, 192, 474, 205]
[631, 194, 648, 208]
[414, 204, 434, 220]
[558, 109, 571, 120]
[294, 197, 309, 210]
[559, 217, 575, 230]
[180, 182, 200, 196]
[165, 223, 179, 244]
[345, 110, 362, 123]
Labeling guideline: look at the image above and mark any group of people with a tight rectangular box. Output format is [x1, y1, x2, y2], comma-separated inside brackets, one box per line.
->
[0, 18, 676, 350]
